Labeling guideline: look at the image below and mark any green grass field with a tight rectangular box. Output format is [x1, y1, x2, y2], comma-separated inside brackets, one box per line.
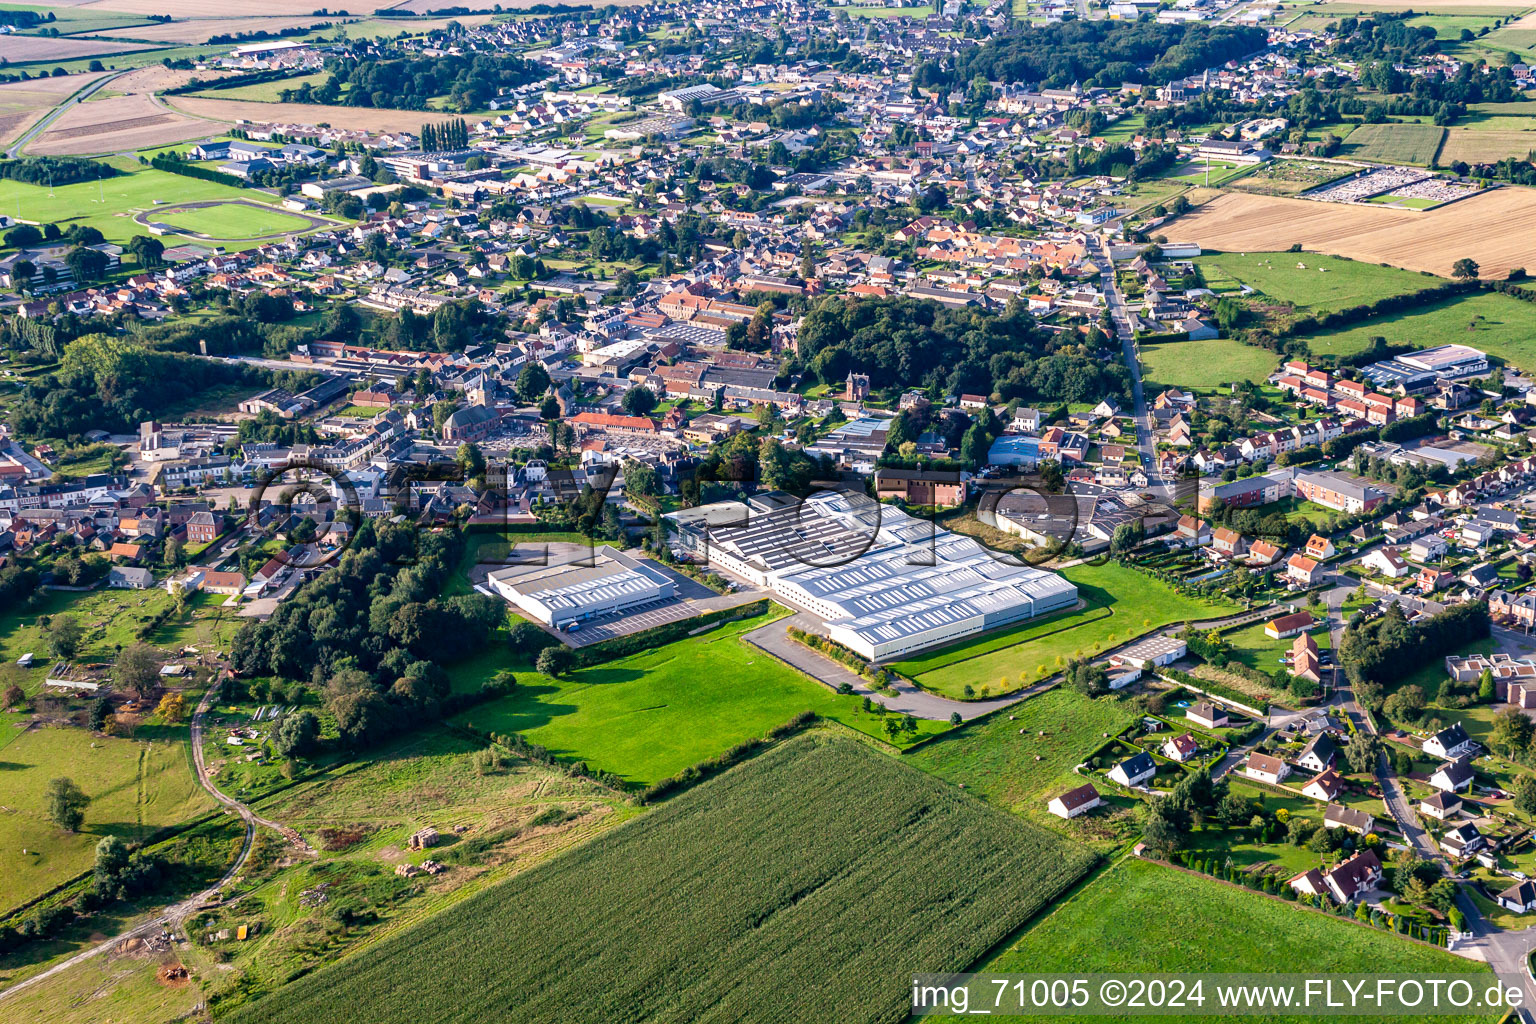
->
[1141, 336, 1281, 390]
[892, 562, 1238, 699]
[1194, 251, 1440, 312]
[1337, 122, 1447, 165]
[191, 71, 330, 103]
[1221, 620, 1332, 673]
[1303, 290, 1536, 368]
[1162, 159, 1252, 186]
[1, 723, 211, 914]
[452, 610, 946, 787]
[964, 857, 1494, 1024]
[0, 587, 179, 695]
[907, 688, 1134, 816]
[1439, 127, 1536, 165]
[225, 735, 1095, 1024]
[0, 167, 282, 247]
[151, 202, 316, 241]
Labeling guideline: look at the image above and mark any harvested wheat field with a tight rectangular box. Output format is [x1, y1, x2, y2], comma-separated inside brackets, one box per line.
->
[1171, 189, 1536, 279]
[166, 95, 450, 135]
[30, 94, 216, 155]
[0, 34, 152, 64]
[95, 16, 340, 44]
[0, 70, 108, 148]
[70, 0, 350, 14]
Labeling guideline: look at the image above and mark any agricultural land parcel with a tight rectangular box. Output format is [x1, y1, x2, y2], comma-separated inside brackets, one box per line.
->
[1302, 290, 1536, 367]
[947, 856, 1496, 1024]
[1194, 250, 1441, 313]
[224, 735, 1096, 1024]
[0, 71, 109, 150]
[1140, 336, 1282, 390]
[1337, 123, 1447, 165]
[0, 724, 212, 914]
[889, 561, 1238, 698]
[452, 609, 948, 788]
[164, 96, 462, 137]
[1172, 189, 1536, 278]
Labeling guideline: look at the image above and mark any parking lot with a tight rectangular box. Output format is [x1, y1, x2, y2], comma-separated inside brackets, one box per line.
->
[558, 597, 698, 648]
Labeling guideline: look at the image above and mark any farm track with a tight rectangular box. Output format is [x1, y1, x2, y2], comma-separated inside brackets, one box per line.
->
[0, 676, 307, 1003]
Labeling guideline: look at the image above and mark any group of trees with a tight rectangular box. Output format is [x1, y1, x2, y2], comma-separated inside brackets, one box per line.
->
[228, 520, 506, 750]
[940, 20, 1267, 90]
[420, 118, 470, 152]
[8, 334, 278, 438]
[306, 52, 542, 112]
[1341, 602, 1490, 709]
[785, 295, 1129, 406]
[0, 155, 117, 186]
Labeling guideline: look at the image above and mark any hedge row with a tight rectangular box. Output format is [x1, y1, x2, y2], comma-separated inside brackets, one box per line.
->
[571, 599, 769, 668]
[149, 155, 245, 189]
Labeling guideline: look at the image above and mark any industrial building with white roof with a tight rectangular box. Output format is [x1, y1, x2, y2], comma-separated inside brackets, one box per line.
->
[487, 546, 675, 628]
[666, 491, 1078, 660]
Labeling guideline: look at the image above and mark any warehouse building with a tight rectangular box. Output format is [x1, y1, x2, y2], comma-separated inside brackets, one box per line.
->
[666, 491, 1078, 660]
[487, 546, 675, 628]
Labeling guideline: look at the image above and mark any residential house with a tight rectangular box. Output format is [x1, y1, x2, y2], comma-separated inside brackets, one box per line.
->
[1296, 732, 1337, 773]
[1302, 767, 1344, 802]
[1423, 723, 1476, 760]
[1429, 755, 1475, 792]
[1440, 822, 1485, 859]
[1047, 783, 1102, 819]
[1266, 609, 1315, 639]
[1245, 752, 1291, 785]
[1108, 751, 1157, 788]
[1419, 790, 1462, 821]
[1186, 701, 1229, 730]
[1285, 554, 1321, 587]
[1162, 732, 1199, 762]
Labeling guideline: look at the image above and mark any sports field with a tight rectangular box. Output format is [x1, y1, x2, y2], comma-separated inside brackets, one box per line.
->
[0, 166, 280, 246]
[152, 202, 316, 240]
[1140, 336, 1281, 389]
[226, 735, 1095, 1024]
[1193, 251, 1439, 312]
[890, 562, 1238, 699]
[453, 611, 947, 787]
[0, 724, 211, 914]
[964, 857, 1495, 1024]
[1303, 290, 1536, 368]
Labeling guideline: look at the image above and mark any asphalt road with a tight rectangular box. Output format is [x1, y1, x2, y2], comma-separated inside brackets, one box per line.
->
[6, 69, 130, 159]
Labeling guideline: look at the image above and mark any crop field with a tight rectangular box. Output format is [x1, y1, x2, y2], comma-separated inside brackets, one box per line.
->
[1226, 159, 1351, 197]
[1439, 128, 1536, 164]
[0, 166, 277, 245]
[1336, 123, 1446, 165]
[891, 562, 1238, 699]
[226, 735, 1095, 1024]
[907, 688, 1135, 815]
[166, 96, 461, 135]
[1171, 189, 1536, 279]
[29, 91, 216, 155]
[960, 857, 1494, 1024]
[1303, 290, 1536, 369]
[0, 70, 108, 148]
[453, 611, 946, 787]
[152, 202, 317, 240]
[1193, 250, 1440, 311]
[0, 723, 211, 914]
[1140, 336, 1281, 390]
[94, 16, 336, 44]
[0, 34, 153, 64]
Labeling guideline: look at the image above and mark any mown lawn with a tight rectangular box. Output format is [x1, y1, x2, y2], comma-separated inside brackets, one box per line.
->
[897, 562, 1238, 699]
[1140, 336, 1281, 390]
[1194, 251, 1441, 313]
[152, 203, 315, 240]
[961, 857, 1494, 1024]
[1221, 620, 1332, 673]
[225, 735, 1096, 1024]
[451, 611, 947, 788]
[0, 167, 281, 247]
[1304, 290, 1536, 367]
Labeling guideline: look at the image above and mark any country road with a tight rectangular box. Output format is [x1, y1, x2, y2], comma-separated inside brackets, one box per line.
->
[0, 675, 301, 1002]
[6, 69, 131, 159]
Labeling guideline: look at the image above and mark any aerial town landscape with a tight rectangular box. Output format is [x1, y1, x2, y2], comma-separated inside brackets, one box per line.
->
[12, 0, 1536, 1021]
